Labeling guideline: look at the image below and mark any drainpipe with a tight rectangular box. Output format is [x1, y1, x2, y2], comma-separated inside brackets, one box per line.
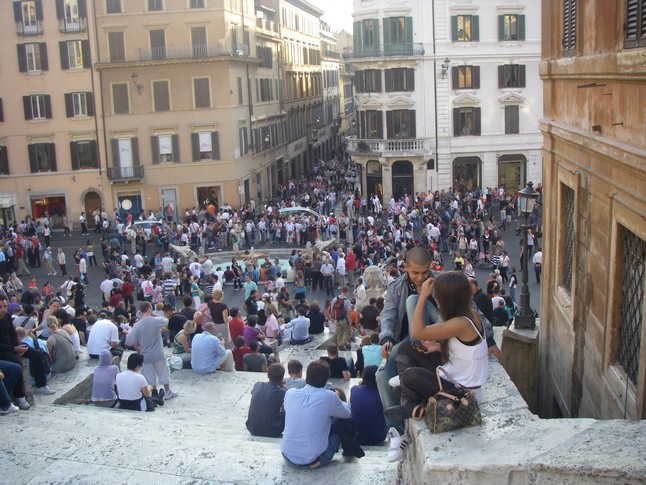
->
[432, 0, 440, 187]
[91, 0, 109, 186]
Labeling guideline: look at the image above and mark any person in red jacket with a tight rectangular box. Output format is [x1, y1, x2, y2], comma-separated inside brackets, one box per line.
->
[345, 251, 356, 287]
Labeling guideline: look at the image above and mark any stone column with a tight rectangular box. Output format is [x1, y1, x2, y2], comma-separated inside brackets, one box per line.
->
[501, 320, 540, 413]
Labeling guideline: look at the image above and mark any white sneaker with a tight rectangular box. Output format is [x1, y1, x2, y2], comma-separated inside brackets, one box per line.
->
[387, 427, 411, 463]
[34, 385, 56, 395]
[1, 404, 19, 415]
[14, 397, 30, 410]
[163, 389, 178, 400]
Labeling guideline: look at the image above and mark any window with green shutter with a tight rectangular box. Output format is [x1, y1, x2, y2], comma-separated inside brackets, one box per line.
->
[451, 15, 479, 42]
[499, 14, 525, 41]
[383, 17, 413, 55]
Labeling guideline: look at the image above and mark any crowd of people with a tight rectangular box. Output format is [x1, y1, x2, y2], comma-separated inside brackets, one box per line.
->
[0, 144, 543, 467]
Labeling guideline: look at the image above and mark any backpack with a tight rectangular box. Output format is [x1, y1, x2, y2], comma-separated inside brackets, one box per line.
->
[333, 297, 348, 321]
[32, 337, 51, 377]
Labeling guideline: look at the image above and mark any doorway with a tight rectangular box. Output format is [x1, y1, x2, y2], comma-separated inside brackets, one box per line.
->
[161, 188, 178, 222]
[117, 194, 142, 223]
[391, 160, 413, 200]
[366, 160, 383, 199]
[498, 155, 526, 193]
[83, 191, 102, 228]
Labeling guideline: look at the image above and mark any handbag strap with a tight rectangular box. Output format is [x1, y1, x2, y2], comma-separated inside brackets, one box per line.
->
[435, 366, 460, 390]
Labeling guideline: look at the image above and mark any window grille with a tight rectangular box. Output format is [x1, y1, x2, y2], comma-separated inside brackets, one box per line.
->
[562, 184, 575, 292]
[618, 228, 645, 385]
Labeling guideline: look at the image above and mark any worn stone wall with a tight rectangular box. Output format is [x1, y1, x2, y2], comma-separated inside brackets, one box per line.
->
[538, 1, 646, 420]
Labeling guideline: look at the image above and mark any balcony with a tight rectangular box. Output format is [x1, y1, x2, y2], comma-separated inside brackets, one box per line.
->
[136, 43, 249, 62]
[17, 21, 43, 36]
[307, 128, 319, 145]
[323, 49, 341, 60]
[107, 165, 144, 183]
[58, 18, 86, 33]
[256, 18, 279, 36]
[342, 43, 425, 60]
[346, 136, 431, 155]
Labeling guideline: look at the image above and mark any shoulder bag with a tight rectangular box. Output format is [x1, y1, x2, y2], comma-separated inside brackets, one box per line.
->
[423, 367, 482, 434]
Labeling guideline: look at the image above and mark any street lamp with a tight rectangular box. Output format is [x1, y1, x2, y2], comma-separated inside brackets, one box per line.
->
[515, 181, 539, 330]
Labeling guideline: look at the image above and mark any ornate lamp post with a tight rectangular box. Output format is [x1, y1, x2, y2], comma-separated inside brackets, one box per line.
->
[515, 181, 539, 330]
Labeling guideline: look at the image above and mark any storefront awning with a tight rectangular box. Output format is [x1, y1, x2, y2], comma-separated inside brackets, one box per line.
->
[0, 197, 13, 209]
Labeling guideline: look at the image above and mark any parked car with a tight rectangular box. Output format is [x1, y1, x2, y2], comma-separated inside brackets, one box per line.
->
[278, 207, 321, 219]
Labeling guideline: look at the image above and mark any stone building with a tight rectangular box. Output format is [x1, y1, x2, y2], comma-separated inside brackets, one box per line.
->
[0, 0, 104, 229]
[0, 0, 341, 226]
[344, 0, 543, 202]
[539, 0, 646, 419]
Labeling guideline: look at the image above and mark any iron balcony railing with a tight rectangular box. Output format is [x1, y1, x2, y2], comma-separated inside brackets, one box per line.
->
[137, 43, 249, 62]
[107, 165, 145, 182]
[342, 43, 425, 59]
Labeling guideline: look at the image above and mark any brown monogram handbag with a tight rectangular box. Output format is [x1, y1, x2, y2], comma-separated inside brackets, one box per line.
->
[423, 367, 482, 434]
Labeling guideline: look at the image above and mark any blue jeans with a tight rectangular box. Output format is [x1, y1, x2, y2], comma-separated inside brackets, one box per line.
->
[375, 294, 439, 433]
[0, 360, 23, 409]
[283, 433, 342, 468]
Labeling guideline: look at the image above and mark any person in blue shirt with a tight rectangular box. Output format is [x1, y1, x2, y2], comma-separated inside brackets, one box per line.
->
[280, 360, 351, 468]
[190, 322, 235, 373]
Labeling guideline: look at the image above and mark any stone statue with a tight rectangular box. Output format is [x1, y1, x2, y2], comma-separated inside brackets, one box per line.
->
[357, 265, 385, 310]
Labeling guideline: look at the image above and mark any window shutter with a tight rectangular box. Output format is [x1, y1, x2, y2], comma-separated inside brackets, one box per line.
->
[408, 110, 416, 139]
[498, 15, 504, 41]
[35, 1, 43, 20]
[132, 138, 140, 165]
[211, 132, 220, 160]
[48, 143, 57, 171]
[65, 93, 74, 117]
[375, 71, 382, 92]
[376, 112, 383, 139]
[359, 111, 366, 138]
[382, 18, 391, 46]
[0, 147, 8, 175]
[386, 111, 394, 139]
[191, 133, 199, 161]
[40, 43, 48, 71]
[563, 0, 576, 54]
[385, 70, 393, 92]
[451, 66, 459, 90]
[407, 68, 415, 90]
[59, 42, 69, 69]
[81, 41, 91, 67]
[24, 96, 33, 120]
[151, 136, 160, 164]
[473, 66, 481, 89]
[405, 17, 413, 44]
[172, 134, 180, 162]
[353, 21, 361, 49]
[518, 15, 526, 40]
[451, 16, 458, 42]
[453, 108, 460, 136]
[111, 139, 119, 165]
[13, 2, 22, 23]
[70, 142, 80, 170]
[28, 145, 38, 173]
[474, 108, 481, 135]
[17, 45, 27, 73]
[498, 65, 504, 88]
[356, 71, 365, 93]
[86, 92, 94, 116]
[56, 0, 65, 19]
[519, 65, 526, 87]
[78, 0, 87, 18]
[44, 95, 52, 119]
[472, 16, 480, 41]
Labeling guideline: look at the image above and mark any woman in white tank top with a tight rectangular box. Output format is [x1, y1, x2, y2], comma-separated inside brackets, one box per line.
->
[384, 271, 488, 421]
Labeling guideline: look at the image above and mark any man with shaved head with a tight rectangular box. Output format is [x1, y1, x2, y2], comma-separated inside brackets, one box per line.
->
[376, 246, 441, 433]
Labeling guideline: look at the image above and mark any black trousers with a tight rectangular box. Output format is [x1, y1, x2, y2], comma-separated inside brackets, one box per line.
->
[0, 347, 47, 395]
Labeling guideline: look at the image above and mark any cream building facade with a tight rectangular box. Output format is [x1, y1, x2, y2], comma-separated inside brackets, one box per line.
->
[0, 0, 104, 229]
[345, 0, 543, 202]
[0, 0, 341, 226]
